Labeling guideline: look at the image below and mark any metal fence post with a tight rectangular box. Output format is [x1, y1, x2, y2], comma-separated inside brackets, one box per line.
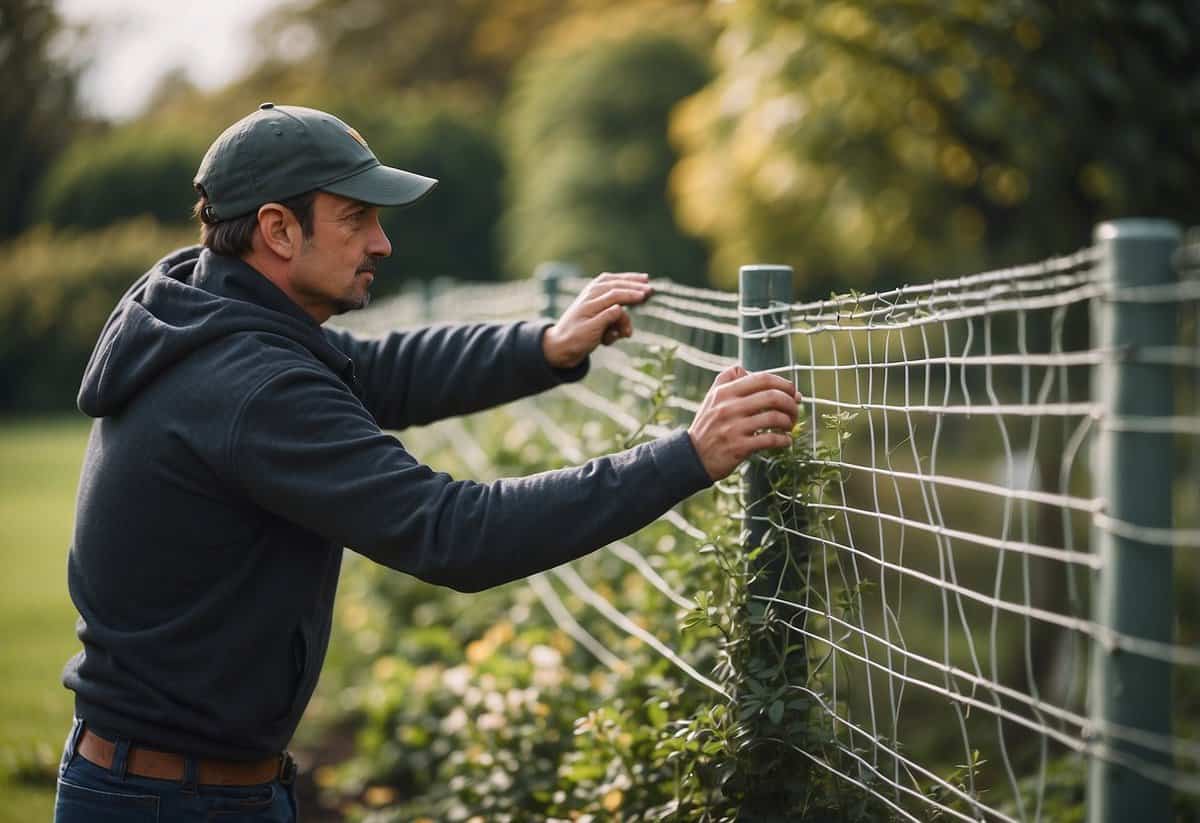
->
[535, 261, 579, 320]
[739, 264, 796, 597]
[420, 278, 435, 322]
[738, 264, 806, 811]
[1088, 219, 1181, 823]
[421, 277, 451, 323]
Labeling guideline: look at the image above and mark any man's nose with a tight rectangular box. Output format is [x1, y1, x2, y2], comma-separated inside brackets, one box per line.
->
[368, 216, 392, 258]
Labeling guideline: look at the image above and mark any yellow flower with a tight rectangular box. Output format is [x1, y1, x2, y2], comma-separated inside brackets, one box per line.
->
[485, 620, 515, 645]
[340, 602, 368, 631]
[549, 630, 575, 655]
[602, 789, 624, 812]
[466, 640, 492, 665]
[371, 656, 400, 681]
[363, 786, 396, 807]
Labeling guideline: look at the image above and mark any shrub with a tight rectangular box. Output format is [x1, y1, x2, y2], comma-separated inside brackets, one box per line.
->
[0, 218, 197, 412]
[33, 125, 208, 230]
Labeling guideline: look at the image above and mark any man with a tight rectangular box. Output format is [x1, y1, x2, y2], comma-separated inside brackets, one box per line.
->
[54, 104, 799, 821]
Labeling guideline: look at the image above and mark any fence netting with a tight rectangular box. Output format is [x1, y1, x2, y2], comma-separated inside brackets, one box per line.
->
[334, 227, 1200, 820]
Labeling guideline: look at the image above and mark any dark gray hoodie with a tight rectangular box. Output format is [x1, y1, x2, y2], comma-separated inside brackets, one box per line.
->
[63, 246, 711, 760]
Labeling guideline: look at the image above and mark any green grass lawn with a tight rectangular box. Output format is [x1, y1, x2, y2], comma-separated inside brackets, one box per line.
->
[0, 416, 91, 822]
[0, 416, 351, 821]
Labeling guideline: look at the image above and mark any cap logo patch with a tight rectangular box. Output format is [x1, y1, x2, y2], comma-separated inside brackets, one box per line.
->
[345, 127, 369, 149]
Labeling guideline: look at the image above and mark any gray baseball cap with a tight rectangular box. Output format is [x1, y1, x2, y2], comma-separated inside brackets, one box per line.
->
[193, 103, 438, 221]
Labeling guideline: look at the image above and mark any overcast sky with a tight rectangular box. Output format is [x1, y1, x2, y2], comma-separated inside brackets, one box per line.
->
[58, 0, 290, 121]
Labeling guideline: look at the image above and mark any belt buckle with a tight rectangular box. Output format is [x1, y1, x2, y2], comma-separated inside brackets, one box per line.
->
[278, 751, 297, 786]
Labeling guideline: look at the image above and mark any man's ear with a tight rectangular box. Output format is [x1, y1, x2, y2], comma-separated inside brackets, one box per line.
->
[256, 203, 301, 260]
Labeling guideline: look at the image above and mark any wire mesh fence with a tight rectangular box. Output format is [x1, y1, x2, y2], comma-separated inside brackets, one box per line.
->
[334, 220, 1199, 821]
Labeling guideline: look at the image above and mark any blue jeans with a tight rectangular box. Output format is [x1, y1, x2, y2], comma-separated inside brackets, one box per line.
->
[54, 719, 299, 822]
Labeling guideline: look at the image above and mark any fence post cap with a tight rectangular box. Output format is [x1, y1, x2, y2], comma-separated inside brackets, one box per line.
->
[1095, 219, 1181, 242]
[738, 263, 794, 275]
[739, 265, 794, 305]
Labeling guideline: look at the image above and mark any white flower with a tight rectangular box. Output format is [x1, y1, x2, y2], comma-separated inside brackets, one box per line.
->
[477, 712, 506, 732]
[532, 668, 563, 689]
[442, 707, 468, 734]
[484, 690, 505, 714]
[489, 768, 513, 791]
[529, 644, 562, 669]
[442, 665, 471, 695]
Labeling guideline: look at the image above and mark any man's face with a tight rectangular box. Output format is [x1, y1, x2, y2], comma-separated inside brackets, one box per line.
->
[289, 192, 392, 320]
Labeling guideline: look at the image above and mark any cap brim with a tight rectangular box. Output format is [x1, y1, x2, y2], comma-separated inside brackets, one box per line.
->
[321, 163, 438, 208]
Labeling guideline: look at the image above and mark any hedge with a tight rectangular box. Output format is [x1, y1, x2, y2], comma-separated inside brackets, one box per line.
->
[0, 218, 196, 412]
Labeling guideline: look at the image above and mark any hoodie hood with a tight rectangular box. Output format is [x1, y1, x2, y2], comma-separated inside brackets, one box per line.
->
[79, 246, 359, 418]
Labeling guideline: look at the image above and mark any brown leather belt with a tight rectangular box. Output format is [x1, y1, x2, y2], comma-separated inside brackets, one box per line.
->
[77, 728, 292, 787]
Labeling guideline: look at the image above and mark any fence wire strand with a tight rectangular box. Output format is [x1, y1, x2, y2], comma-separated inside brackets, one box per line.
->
[333, 228, 1198, 817]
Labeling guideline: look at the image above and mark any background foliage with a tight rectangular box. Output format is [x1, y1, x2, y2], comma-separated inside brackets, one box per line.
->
[256, 0, 708, 102]
[0, 219, 195, 411]
[0, 0, 82, 241]
[34, 122, 209, 229]
[502, 34, 712, 283]
[670, 0, 1200, 292]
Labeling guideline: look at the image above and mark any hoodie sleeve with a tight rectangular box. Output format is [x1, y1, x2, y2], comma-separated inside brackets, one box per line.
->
[323, 322, 588, 430]
[230, 367, 711, 592]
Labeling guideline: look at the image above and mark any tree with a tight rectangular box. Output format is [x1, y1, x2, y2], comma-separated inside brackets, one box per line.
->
[503, 34, 712, 283]
[0, 0, 83, 238]
[670, 0, 1200, 292]
[254, 0, 708, 103]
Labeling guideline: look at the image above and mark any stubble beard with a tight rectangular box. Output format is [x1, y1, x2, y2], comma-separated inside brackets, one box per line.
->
[331, 259, 377, 315]
[331, 290, 370, 315]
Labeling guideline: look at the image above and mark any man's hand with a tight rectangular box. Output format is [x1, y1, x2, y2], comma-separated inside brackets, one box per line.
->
[688, 366, 801, 481]
[542, 272, 653, 369]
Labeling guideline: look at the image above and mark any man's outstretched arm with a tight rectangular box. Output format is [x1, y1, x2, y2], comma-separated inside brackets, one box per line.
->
[230, 361, 798, 591]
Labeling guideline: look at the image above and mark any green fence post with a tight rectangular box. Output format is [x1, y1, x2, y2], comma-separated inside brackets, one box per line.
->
[535, 261, 579, 320]
[738, 264, 796, 597]
[421, 278, 437, 322]
[1088, 219, 1181, 823]
[738, 264, 806, 812]
[421, 277, 453, 323]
